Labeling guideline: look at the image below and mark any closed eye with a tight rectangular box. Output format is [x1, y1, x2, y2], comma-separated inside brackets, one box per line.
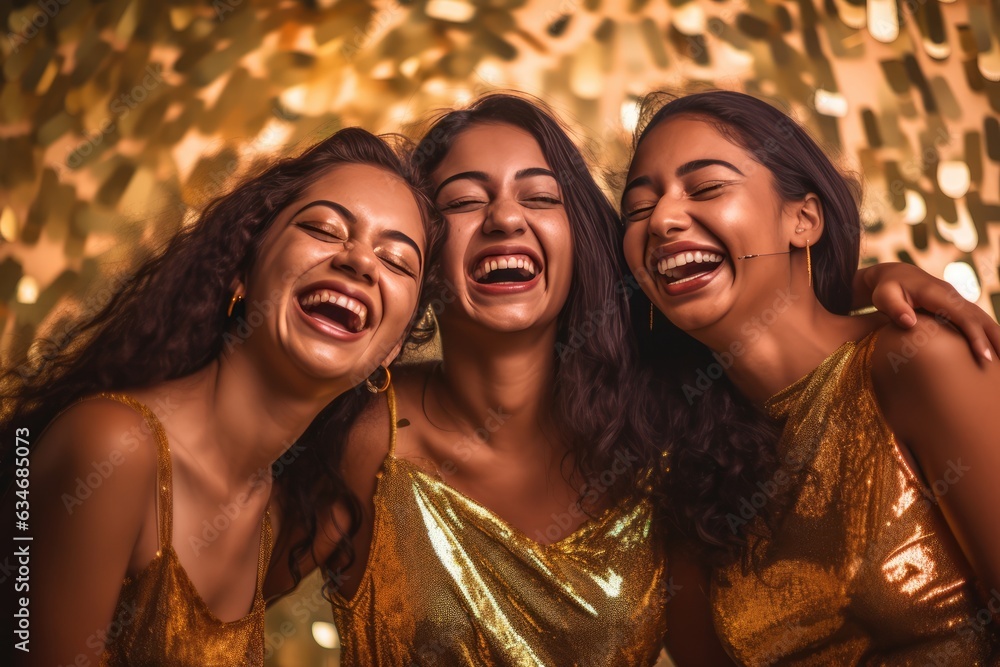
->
[522, 196, 562, 208]
[378, 253, 418, 278]
[440, 198, 486, 212]
[296, 222, 346, 241]
[624, 203, 657, 221]
[690, 182, 728, 198]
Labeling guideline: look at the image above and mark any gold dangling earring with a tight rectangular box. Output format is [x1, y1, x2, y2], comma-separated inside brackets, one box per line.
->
[227, 293, 244, 317]
[806, 239, 812, 288]
[366, 365, 392, 393]
[649, 303, 654, 332]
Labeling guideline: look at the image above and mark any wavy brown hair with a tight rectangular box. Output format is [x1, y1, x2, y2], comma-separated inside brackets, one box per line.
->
[629, 91, 863, 567]
[415, 93, 662, 501]
[0, 126, 446, 568]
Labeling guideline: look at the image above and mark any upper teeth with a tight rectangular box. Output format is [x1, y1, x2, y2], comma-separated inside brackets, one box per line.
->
[473, 254, 537, 281]
[299, 289, 368, 329]
[657, 251, 724, 275]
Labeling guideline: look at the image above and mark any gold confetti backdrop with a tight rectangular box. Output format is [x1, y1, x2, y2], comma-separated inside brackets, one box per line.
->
[0, 0, 999, 661]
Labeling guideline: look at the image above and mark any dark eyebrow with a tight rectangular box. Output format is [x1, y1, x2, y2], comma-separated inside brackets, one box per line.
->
[433, 167, 557, 200]
[291, 199, 356, 224]
[383, 229, 423, 269]
[622, 160, 745, 203]
[515, 167, 557, 180]
[293, 200, 423, 269]
[621, 175, 652, 200]
[677, 159, 744, 177]
[433, 171, 489, 199]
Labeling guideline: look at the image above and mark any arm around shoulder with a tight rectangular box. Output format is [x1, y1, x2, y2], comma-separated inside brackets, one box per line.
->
[871, 315, 1000, 594]
[11, 398, 157, 666]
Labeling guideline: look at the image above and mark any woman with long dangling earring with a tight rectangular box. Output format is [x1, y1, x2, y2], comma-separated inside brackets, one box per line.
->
[266, 92, 1000, 666]
[623, 90, 1000, 665]
[0, 128, 444, 666]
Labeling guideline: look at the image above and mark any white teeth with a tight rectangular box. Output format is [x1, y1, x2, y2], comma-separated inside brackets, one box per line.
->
[299, 289, 368, 330]
[474, 254, 538, 281]
[655, 250, 727, 278]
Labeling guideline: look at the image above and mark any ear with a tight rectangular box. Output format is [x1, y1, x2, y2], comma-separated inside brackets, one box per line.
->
[785, 193, 824, 249]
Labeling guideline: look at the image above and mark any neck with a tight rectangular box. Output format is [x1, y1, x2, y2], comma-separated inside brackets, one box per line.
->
[691, 281, 873, 406]
[158, 353, 347, 491]
[434, 318, 559, 453]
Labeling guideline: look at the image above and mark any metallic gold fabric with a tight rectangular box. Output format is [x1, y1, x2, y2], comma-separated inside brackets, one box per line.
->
[330, 385, 668, 666]
[711, 330, 1000, 666]
[96, 392, 273, 667]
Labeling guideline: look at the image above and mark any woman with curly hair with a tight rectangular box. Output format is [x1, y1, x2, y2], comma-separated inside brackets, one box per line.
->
[1, 127, 443, 666]
[623, 90, 1000, 665]
[268, 93, 998, 665]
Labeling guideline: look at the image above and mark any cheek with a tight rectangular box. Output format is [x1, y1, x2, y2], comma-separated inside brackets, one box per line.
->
[622, 226, 647, 272]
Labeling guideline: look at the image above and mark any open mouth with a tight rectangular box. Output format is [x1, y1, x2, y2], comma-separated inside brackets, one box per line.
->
[298, 289, 368, 333]
[472, 254, 539, 285]
[656, 250, 726, 285]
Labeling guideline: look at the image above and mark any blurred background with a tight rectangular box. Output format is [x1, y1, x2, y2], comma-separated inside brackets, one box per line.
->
[1, 0, 999, 664]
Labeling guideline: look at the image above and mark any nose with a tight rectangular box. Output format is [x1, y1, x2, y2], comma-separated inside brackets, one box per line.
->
[331, 241, 378, 285]
[482, 195, 526, 236]
[647, 193, 692, 240]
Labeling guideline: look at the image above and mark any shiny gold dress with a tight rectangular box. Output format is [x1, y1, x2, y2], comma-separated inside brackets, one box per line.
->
[330, 386, 669, 666]
[97, 393, 273, 666]
[711, 330, 999, 666]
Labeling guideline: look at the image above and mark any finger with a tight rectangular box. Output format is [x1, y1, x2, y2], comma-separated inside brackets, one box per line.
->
[870, 283, 917, 328]
[985, 313, 1000, 363]
[935, 301, 995, 365]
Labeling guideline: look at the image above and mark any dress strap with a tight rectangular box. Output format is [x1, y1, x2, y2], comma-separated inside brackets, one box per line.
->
[386, 383, 398, 458]
[254, 510, 273, 597]
[96, 392, 173, 550]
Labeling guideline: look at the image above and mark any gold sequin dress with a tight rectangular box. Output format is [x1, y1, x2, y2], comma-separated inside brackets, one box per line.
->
[97, 392, 273, 666]
[329, 386, 669, 666]
[711, 330, 1000, 666]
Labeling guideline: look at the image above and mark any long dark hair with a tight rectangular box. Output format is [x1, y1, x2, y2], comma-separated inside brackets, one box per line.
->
[631, 90, 863, 566]
[412, 93, 660, 503]
[1, 128, 445, 535]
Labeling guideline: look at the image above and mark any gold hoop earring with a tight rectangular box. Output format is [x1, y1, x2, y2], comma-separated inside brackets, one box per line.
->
[366, 365, 391, 393]
[806, 239, 812, 288]
[227, 293, 244, 317]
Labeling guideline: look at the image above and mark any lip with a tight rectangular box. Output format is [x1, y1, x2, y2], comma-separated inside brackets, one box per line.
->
[648, 241, 728, 298]
[294, 279, 377, 341]
[649, 241, 726, 264]
[467, 244, 544, 295]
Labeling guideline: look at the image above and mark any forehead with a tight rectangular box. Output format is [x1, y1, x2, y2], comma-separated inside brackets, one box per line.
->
[433, 122, 551, 180]
[293, 164, 424, 236]
[631, 116, 752, 176]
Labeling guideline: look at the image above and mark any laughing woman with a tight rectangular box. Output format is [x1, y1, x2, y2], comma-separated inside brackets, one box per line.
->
[623, 91, 1000, 665]
[1, 128, 442, 666]
[268, 93, 999, 666]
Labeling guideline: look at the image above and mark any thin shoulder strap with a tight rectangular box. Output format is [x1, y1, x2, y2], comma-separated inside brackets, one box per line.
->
[254, 510, 273, 598]
[96, 392, 173, 550]
[386, 383, 398, 458]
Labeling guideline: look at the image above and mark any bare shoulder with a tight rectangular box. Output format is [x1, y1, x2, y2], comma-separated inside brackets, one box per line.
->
[870, 314, 980, 385]
[32, 396, 158, 490]
[871, 313, 1000, 445]
[343, 362, 433, 461]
